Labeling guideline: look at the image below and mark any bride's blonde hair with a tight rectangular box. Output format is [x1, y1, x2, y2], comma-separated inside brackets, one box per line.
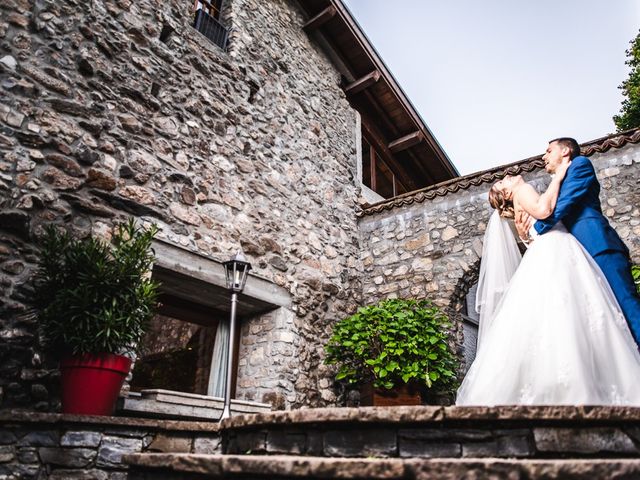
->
[488, 183, 515, 219]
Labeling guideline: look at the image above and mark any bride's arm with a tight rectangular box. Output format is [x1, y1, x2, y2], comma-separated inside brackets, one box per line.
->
[514, 160, 571, 219]
[514, 183, 561, 220]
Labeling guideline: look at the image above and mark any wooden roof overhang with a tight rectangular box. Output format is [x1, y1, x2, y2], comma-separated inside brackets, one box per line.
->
[358, 127, 640, 217]
[297, 0, 459, 191]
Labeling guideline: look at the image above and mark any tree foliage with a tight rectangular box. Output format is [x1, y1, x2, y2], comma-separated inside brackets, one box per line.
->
[33, 220, 160, 356]
[324, 298, 458, 392]
[614, 30, 640, 131]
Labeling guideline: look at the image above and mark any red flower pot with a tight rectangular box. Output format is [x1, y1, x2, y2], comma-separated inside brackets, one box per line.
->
[60, 353, 132, 416]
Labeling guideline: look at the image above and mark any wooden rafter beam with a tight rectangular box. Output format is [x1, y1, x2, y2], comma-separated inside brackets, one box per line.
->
[388, 131, 423, 153]
[360, 117, 415, 192]
[361, 89, 435, 184]
[344, 70, 381, 96]
[369, 141, 377, 192]
[328, 0, 458, 178]
[302, 5, 337, 31]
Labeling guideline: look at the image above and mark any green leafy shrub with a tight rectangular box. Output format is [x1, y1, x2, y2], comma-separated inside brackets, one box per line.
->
[633, 265, 640, 295]
[324, 298, 458, 391]
[33, 219, 160, 356]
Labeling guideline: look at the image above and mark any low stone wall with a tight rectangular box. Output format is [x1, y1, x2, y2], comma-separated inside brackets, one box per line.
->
[0, 411, 220, 479]
[124, 455, 640, 480]
[220, 405, 640, 459]
[358, 139, 640, 365]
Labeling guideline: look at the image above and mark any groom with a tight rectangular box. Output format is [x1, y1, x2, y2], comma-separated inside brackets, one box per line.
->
[519, 137, 640, 345]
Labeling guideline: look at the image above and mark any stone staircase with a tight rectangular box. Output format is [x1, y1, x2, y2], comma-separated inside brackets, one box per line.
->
[124, 405, 640, 479]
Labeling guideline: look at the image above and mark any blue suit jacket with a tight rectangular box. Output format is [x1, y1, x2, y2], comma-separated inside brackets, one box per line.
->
[534, 156, 628, 257]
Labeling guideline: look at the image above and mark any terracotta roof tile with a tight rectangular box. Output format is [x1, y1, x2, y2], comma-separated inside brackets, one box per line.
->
[358, 127, 640, 217]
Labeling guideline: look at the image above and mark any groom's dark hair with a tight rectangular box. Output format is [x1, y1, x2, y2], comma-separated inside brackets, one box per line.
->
[549, 137, 580, 159]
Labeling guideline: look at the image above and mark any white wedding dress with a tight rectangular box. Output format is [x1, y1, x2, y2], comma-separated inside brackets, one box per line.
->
[456, 223, 640, 405]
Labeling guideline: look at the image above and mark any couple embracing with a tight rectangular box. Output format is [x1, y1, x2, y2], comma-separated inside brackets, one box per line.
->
[457, 137, 640, 405]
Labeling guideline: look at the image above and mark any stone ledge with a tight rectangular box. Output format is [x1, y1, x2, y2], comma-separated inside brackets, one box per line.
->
[220, 406, 640, 459]
[119, 389, 271, 421]
[410, 458, 640, 480]
[0, 410, 220, 432]
[125, 453, 408, 478]
[124, 454, 640, 479]
[220, 406, 640, 430]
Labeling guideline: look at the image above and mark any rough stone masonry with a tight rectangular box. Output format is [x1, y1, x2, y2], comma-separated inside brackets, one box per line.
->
[1, 0, 639, 414]
[0, 0, 362, 411]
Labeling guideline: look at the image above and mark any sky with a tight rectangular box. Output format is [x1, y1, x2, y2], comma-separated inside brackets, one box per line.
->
[342, 0, 640, 175]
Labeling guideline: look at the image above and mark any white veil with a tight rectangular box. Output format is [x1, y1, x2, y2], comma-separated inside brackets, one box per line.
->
[475, 210, 522, 348]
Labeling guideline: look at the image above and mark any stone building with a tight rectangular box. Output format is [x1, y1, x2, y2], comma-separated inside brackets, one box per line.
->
[0, 0, 458, 413]
[1, 0, 639, 419]
[3, 0, 640, 476]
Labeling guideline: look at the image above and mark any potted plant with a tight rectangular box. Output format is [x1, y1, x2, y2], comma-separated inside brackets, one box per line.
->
[32, 219, 160, 415]
[324, 298, 458, 406]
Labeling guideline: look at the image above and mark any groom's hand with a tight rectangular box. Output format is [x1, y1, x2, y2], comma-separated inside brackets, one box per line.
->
[515, 211, 534, 244]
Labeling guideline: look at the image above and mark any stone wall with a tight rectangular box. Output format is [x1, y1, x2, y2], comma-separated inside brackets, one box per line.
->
[358, 141, 640, 367]
[0, 0, 361, 411]
[237, 308, 301, 407]
[3, 0, 638, 413]
[0, 411, 220, 479]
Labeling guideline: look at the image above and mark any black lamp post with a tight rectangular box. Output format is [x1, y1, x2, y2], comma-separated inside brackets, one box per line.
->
[220, 252, 251, 421]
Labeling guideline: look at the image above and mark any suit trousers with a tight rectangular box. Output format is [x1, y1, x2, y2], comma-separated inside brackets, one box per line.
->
[593, 249, 640, 346]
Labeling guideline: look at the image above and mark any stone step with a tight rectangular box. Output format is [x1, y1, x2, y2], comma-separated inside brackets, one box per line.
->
[219, 406, 640, 459]
[118, 389, 272, 421]
[124, 453, 640, 479]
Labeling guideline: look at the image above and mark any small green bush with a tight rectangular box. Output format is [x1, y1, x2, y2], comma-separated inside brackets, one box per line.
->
[33, 219, 160, 356]
[633, 265, 640, 295]
[324, 298, 458, 391]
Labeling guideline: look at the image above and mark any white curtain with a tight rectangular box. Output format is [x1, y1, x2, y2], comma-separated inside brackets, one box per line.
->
[207, 320, 229, 398]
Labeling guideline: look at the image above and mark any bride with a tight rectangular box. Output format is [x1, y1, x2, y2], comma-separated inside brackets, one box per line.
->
[456, 159, 640, 405]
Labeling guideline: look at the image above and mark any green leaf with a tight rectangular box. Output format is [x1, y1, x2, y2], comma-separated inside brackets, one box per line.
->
[614, 32, 640, 131]
[323, 298, 459, 393]
[33, 219, 160, 356]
